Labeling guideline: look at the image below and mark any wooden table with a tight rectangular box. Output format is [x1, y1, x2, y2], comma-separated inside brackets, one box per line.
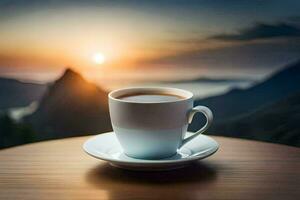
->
[0, 136, 299, 200]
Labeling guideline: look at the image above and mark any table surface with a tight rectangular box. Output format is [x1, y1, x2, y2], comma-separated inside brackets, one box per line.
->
[0, 135, 299, 200]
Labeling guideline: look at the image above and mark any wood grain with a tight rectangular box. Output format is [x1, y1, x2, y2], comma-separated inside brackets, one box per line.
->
[0, 135, 299, 200]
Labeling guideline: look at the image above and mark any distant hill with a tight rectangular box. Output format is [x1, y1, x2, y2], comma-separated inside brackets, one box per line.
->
[167, 77, 254, 84]
[25, 68, 112, 140]
[211, 93, 300, 147]
[189, 60, 300, 130]
[0, 77, 46, 110]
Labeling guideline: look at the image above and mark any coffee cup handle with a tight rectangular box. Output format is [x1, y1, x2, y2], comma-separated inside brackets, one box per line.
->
[180, 106, 213, 147]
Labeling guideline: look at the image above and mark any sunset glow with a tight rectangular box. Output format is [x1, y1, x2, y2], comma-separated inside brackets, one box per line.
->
[0, 1, 299, 86]
[93, 53, 106, 65]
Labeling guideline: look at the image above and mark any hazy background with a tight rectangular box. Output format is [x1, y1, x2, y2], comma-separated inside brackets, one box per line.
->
[0, 0, 299, 149]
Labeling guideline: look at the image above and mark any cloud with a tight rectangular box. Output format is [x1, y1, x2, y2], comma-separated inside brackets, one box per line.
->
[211, 22, 300, 41]
[140, 38, 300, 75]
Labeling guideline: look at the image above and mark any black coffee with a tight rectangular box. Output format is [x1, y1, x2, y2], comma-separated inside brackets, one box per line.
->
[118, 92, 184, 103]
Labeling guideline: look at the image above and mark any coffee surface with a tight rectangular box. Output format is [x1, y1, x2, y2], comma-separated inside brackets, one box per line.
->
[118, 93, 184, 103]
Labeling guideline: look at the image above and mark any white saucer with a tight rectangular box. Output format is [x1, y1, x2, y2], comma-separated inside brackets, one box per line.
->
[83, 132, 219, 171]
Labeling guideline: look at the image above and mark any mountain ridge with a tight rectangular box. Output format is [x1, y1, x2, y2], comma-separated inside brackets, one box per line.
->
[0, 77, 47, 110]
[211, 92, 300, 147]
[188, 60, 300, 146]
[166, 77, 255, 84]
[191, 60, 300, 125]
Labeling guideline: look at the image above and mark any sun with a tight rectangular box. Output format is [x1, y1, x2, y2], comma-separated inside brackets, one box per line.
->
[93, 52, 106, 64]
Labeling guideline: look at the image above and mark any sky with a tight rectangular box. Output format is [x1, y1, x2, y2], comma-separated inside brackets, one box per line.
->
[0, 0, 299, 85]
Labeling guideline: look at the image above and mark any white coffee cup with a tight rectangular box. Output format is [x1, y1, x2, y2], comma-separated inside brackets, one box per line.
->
[108, 87, 213, 159]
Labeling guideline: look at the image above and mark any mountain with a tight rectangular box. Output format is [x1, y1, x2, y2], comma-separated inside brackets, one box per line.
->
[0, 77, 46, 110]
[211, 93, 300, 147]
[25, 68, 112, 139]
[189, 60, 300, 132]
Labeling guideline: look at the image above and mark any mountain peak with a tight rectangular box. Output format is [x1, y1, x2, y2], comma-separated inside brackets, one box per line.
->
[61, 67, 81, 79]
[26, 67, 111, 137]
[282, 59, 300, 73]
[56, 67, 85, 86]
